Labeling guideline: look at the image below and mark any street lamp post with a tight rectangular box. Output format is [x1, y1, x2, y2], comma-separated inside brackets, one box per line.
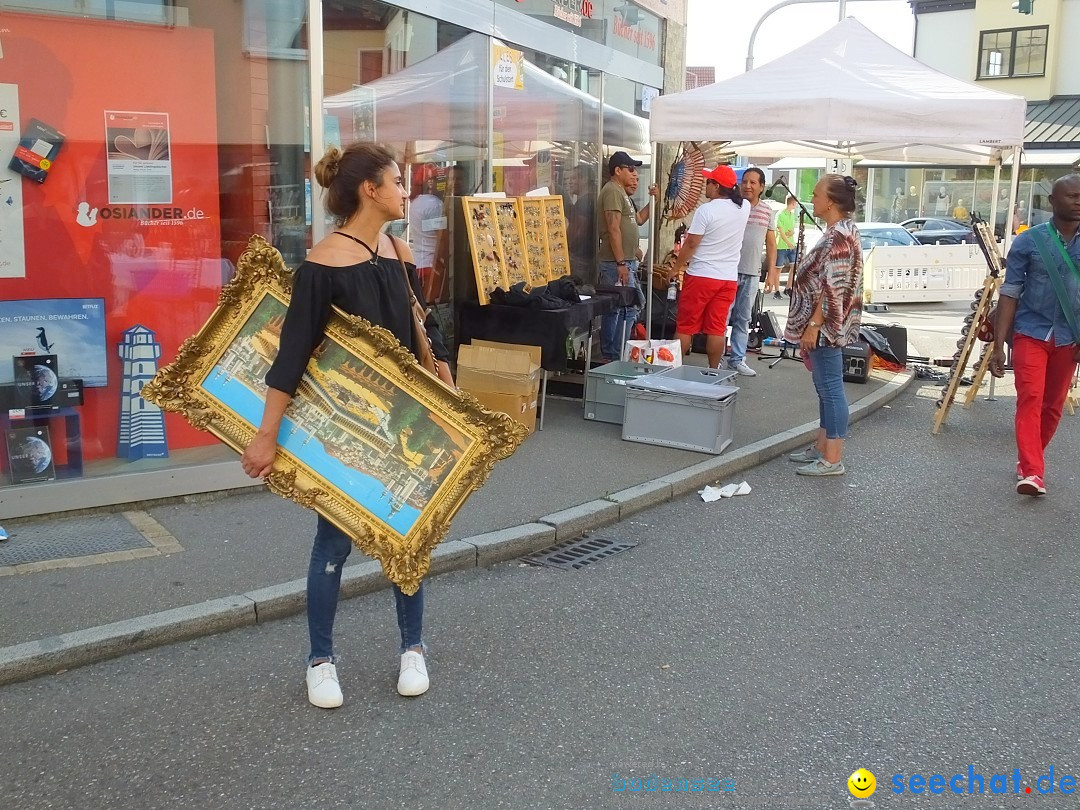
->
[746, 0, 894, 71]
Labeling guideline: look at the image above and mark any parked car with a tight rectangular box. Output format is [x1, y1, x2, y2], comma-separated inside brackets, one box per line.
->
[856, 222, 921, 253]
[899, 216, 976, 245]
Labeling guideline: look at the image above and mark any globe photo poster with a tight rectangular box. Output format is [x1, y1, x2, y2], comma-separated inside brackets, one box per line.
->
[142, 236, 529, 594]
[6, 425, 56, 485]
[0, 298, 108, 388]
[12, 353, 59, 409]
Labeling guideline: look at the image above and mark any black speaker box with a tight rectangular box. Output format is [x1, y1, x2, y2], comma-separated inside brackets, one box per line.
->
[756, 311, 781, 340]
[869, 323, 908, 366]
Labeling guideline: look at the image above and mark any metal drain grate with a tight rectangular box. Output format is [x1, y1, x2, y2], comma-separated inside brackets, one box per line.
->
[523, 534, 637, 570]
[0, 514, 153, 566]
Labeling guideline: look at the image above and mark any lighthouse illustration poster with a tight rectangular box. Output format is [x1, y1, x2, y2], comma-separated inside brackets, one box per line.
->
[0, 298, 107, 387]
[116, 324, 168, 460]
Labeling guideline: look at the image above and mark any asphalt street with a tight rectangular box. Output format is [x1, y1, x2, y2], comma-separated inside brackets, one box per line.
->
[2, 379, 1076, 810]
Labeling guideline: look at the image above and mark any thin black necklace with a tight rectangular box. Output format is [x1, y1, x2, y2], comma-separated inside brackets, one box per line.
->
[334, 230, 380, 265]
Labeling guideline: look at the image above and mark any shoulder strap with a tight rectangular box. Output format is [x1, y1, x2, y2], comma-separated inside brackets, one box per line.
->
[1031, 224, 1080, 340]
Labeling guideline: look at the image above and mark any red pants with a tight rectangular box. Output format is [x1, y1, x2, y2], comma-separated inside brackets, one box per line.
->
[1013, 334, 1078, 478]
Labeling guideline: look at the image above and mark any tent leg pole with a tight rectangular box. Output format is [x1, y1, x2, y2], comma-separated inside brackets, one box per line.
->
[645, 141, 660, 341]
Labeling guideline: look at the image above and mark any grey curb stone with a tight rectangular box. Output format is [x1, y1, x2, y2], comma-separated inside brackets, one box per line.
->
[461, 523, 557, 567]
[0, 370, 914, 687]
[603, 480, 673, 519]
[0, 596, 255, 687]
[537, 499, 621, 540]
[244, 579, 306, 624]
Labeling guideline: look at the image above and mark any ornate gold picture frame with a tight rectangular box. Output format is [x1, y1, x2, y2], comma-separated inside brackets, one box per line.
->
[142, 236, 528, 594]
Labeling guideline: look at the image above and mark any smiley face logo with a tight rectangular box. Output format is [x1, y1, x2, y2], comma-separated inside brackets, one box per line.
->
[848, 768, 876, 798]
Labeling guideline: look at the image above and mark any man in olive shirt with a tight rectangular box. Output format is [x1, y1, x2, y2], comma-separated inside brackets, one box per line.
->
[596, 151, 659, 360]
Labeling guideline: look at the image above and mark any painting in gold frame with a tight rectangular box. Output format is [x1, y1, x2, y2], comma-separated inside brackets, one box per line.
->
[461, 197, 509, 304]
[142, 236, 528, 594]
[538, 195, 571, 281]
[518, 197, 552, 286]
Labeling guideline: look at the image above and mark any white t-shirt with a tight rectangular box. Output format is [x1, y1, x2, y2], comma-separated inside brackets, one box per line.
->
[686, 197, 751, 281]
[737, 200, 777, 277]
[408, 193, 444, 268]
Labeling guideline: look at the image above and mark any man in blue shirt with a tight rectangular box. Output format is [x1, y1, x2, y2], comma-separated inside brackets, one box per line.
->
[990, 174, 1080, 496]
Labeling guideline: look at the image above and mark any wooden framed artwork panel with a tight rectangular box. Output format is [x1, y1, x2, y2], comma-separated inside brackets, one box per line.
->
[539, 195, 571, 281]
[518, 197, 552, 286]
[461, 197, 509, 305]
[493, 198, 531, 288]
[142, 236, 528, 593]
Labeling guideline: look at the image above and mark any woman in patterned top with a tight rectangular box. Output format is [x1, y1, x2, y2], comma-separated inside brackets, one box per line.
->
[784, 174, 864, 476]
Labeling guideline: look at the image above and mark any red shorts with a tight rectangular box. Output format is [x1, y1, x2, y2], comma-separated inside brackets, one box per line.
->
[676, 275, 737, 336]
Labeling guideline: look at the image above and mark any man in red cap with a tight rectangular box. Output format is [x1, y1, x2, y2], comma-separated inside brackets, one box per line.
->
[668, 165, 750, 369]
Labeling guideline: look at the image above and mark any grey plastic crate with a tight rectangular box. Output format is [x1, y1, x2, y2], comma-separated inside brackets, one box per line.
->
[655, 365, 738, 387]
[622, 375, 737, 454]
[584, 361, 669, 424]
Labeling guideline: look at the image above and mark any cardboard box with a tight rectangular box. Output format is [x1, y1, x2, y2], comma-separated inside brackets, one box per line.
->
[456, 340, 542, 433]
[467, 389, 538, 433]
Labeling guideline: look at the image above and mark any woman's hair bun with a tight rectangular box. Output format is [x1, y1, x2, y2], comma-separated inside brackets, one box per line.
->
[313, 145, 343, 189]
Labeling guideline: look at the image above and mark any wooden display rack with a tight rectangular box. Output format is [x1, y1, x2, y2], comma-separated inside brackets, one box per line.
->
[461, 197, 509, 305]
[462, 195, 572, 303]
[538, 195, 571, 281]
[519, 196, 553, 286]
[932, 218, 1003, 434]
[492, 198, 532, 288]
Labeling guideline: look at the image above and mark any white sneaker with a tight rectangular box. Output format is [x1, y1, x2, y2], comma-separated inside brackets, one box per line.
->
[730, 360, 758, 377]
[397, 650, 430, 697]
[306, 661, 343, 709]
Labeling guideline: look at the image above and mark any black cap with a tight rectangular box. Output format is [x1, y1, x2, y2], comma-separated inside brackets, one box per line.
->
[609, 150, 643, 173]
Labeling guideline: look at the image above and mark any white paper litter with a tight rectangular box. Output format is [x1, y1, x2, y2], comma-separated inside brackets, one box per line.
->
[699, 481, 751, 501]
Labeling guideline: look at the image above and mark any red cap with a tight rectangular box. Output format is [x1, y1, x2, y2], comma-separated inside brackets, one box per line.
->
[702, 165, 738, 189]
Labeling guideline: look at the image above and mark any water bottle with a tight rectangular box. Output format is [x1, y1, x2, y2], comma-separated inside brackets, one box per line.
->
[666, 278, 678, 301]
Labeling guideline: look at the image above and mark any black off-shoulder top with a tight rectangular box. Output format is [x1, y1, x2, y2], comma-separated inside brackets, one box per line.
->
[264, 257, 449, 396]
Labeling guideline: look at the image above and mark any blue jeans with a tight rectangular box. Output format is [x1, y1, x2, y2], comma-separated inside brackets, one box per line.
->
[727, 273, 758, 365]
[598, 259, 640, 360]
[808, 345, 849, 439]
[307, 516, 424, 662]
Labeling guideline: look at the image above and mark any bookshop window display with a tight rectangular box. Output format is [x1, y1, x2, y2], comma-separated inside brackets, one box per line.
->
[0, 4, 310, 491]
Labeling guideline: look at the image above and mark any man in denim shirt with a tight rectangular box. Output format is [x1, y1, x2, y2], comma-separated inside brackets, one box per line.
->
[990, 174, 1080, 496]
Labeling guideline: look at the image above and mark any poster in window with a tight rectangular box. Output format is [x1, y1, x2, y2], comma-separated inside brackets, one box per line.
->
[105, 111, 173, 204]
[0, 83, 26, 280]
[0, 298, 108, 388]
[7, 425, 56, 484]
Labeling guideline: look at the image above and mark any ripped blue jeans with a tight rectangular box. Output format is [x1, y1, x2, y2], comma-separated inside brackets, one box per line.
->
[307, 516, 424, 663]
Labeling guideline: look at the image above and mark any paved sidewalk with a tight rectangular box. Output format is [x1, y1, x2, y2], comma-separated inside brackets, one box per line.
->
[0, 356, 912, 685]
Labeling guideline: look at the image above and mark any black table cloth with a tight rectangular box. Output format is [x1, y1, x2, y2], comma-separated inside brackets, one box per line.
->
[457, 292, 623, 371]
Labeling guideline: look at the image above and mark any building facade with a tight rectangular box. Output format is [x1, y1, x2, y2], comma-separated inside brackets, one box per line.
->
[874, 0, 1080, 230]
[0, 0, 686, 519]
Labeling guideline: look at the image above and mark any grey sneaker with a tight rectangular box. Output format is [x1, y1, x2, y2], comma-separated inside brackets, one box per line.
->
[730, 360, 758, 377]
[788, 446, 823, 463]
[796, 459, 846, 476]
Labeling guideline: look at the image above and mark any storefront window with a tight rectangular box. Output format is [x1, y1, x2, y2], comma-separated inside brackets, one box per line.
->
[321, 1, 488, 312]
[492, 0, 664, 66]
[0, 4, 308, 497]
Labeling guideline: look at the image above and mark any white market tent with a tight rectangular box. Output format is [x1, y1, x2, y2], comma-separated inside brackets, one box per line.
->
[649, 17, 1027, 165]
[643, 17, 1028, 336]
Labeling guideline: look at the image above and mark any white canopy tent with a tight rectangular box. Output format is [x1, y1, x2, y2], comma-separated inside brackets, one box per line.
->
[649, 17, 1026, 165]
[642, 17, 1028, 336]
